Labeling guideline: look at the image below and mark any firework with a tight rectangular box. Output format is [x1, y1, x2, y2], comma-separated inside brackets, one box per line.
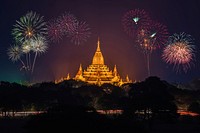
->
[69, 21, 91, 45]
[162, 33, 195, 72]
[9, 11, 49, 78]
[7, 45, 22, 62]
[47, 19, 64, 43]
[31, 36, 48, 73]
[136, 29, 155, 54]
[21, 40, 32, 53]
[136, 21, 169, 53]
[146, 21, 169, 48]
[122, 9, 151, 38]
[12, 11, 47, 43]
[47, 12, 90, 45]
[7, 45, 27, 71]
[135, 22, 169, 76]
[31, 36, 48, 53]
[58, 12, 77, 34]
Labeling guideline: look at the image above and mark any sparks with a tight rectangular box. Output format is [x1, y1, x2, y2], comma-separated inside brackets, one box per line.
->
[162, 33, 195, 73]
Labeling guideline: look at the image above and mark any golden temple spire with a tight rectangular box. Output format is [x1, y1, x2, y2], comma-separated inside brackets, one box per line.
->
[79, 64, 82, 72]
[114, 65, 117, 72]
[75, 64, 83, 78]
[97, 37, 101, 52]
[126, 75, 130, 82]
[67, 73, 70, 80]
[113, 65, 118, 76]
[92, 38, 104, 65]
[74, 64, 85, 81]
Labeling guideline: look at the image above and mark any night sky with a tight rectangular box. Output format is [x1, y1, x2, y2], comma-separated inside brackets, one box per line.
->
[0, 0, 200, 84]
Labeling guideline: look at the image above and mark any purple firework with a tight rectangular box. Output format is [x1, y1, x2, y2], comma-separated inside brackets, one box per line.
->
[69, 21, 91, 45]
[47, 19, 64, 43]
[58, 12, 77, 35]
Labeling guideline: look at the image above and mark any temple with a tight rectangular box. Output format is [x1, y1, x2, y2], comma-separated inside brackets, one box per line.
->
[55, 38, 132, 86]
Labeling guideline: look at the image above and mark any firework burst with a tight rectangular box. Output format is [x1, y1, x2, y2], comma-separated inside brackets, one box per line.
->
[12, 11, 47, 43]
[9, 11, 49, 81]
[58, 12, 77, 34]
[47, 19, 64, 43]
[146, 21, 169, 49]
[162, 33, 195, 72]
[122, 9, 151, 38]
[136, 21, 169, 53]
[69, 21, 91, 45]
[7, 45, 22, 62]
[136, 29, 156, 54]
[7, 45, 27, 71]
[21, 40, 32, 53]
[31, 36, 48, 53]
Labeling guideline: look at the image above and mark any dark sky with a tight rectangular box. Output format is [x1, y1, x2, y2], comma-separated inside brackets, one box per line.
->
[0, 0, 200, 84]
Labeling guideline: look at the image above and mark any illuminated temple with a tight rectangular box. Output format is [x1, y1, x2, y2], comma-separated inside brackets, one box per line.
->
[55, 39, 132, 86]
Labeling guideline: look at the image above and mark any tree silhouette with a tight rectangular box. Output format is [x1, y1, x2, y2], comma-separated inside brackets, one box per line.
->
[127, 76, 178, 121]
[188, 102, 200, 114]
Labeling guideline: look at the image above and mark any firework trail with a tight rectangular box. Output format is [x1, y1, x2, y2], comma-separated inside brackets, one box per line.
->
[136, 22, 169, 76]
[21, 40, 32, 69]
[122, 9, 170, 76]
[31, 36, 48, 73]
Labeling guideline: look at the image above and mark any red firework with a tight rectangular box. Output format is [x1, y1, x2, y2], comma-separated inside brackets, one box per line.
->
[122, 9, 151, 38]
[47, 19, 64, 43]
[69, 21, 91, 45]
[146, 21, 169, 49]
[136, 21, 169, 53]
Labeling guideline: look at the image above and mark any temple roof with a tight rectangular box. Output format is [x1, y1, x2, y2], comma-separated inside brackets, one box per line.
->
[55, 38, 133, 86]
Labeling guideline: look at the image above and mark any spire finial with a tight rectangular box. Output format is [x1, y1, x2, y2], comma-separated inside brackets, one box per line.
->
[126, 75, 130, 82]
[97, 37, 100, 52]
[67, 73, 70, 80]
[79, 64, 82, 71]
[113, 65, 118, 76]
[114, 65, 117, 71]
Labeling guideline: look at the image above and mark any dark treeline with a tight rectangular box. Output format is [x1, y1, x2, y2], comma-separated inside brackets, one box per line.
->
[0, 76, 200, 132]
[0, 79, 126, 116]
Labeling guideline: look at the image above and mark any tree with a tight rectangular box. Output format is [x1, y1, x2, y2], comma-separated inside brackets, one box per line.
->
[188, 102, 200, 114]
[126, 76, 178, 121]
